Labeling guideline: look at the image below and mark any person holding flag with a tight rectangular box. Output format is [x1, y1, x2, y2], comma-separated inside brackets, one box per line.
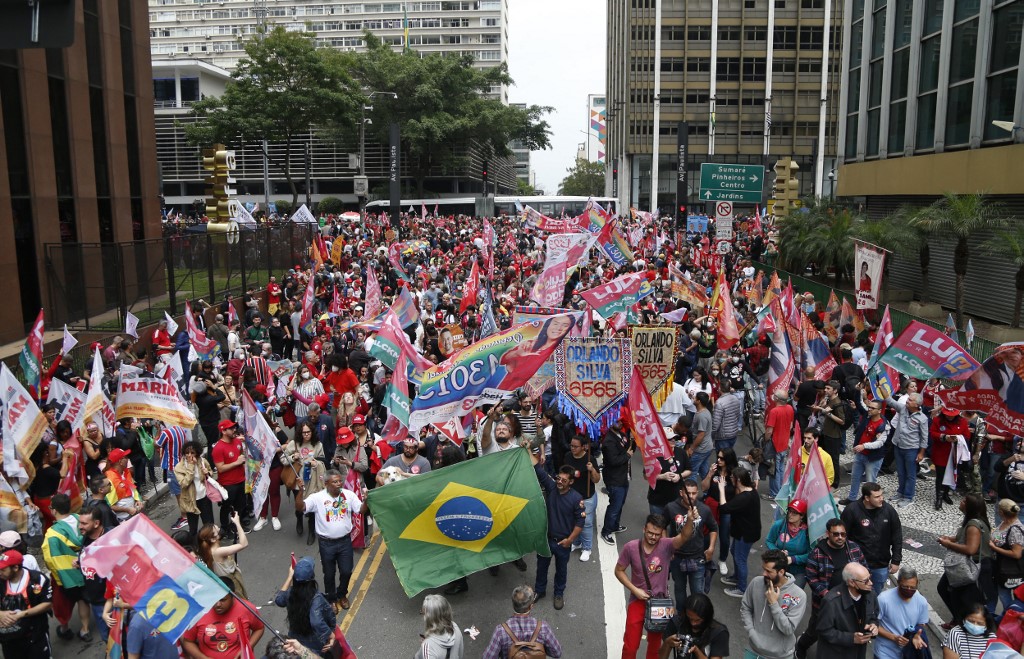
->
[180, 578, 264, 659]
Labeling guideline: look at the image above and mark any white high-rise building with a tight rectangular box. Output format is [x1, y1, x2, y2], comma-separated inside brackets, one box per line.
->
[148, 1, 509, 100]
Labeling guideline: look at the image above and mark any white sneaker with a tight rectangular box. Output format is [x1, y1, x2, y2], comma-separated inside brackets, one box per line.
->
[252, 517, 268, 532]
[570, 543, 581, 552]
[579, 550, 592, 562]
[271, 517, 281, 531]
[718, 561, 728, 576]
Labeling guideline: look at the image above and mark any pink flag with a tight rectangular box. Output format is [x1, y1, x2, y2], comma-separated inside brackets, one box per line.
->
[380, 351, 411, 443]
[483, 219, 496, 279]
[299, 280, 316, 333]
[781, 280, 800, 328]
[660, 307, 688, 323]
[329, 286, 344, 316]
[460, 260, 480, 314]
[434, 204, 439, 217]
[380, 310, 434, 374]
[421, 203, 428, 218]
[364, 266, 382, 319]
[792, 438, 840, 542]
[184, 301, 220, 359]
[624, 366, 673, 487]
[716, 273, 741, 350]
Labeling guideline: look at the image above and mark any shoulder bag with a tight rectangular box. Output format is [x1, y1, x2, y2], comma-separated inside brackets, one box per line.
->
[943, 522, 982, 587]
[641, 545, 676, 633]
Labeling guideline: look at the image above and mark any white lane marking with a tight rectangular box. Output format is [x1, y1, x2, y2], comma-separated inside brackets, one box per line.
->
[597, 488, 626, 656]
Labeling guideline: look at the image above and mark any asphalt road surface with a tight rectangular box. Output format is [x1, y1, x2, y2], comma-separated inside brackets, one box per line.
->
[60, 425, 952, 658]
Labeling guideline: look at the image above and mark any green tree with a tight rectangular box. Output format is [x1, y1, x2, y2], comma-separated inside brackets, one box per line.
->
[184, 28, 360, 207]
[516, 178, 537, 196]
[344, 34, 553, 195]
[558, 160, 606, 197]
[316, 196, 345, 215]
[983, 225, 1024, 327]
[912, 192, 1011, 326]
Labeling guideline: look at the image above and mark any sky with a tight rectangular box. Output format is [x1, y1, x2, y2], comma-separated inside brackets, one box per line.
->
[507, 0, 605, 194]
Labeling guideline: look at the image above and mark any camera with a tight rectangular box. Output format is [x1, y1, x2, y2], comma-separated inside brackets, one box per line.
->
[674, 634, 696, 658]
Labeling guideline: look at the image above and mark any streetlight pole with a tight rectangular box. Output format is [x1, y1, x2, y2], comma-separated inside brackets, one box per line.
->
[828, 168, 836, 200]
[358, 91, 398, 216]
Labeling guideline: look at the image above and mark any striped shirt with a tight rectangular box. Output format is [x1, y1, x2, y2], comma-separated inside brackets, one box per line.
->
[943, 626, 994, 659]
[156, 426, 189, 470]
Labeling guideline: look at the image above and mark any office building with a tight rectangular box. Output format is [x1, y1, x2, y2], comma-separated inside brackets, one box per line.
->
[148, 0, 516, 204]
[606, 0, 843, 214]
[510, 102, 532, 185]
[0, 0, 161, 342]
[837, 0, 1024, 324]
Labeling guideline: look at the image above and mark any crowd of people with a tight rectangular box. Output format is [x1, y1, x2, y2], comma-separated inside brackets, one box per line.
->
[6, 204, 1024, 659]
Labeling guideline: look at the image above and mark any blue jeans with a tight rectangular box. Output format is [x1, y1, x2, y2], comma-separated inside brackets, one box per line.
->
[896, 448, 920, 500]
[90, 603, 109, 642]
[691, 451, 713, 482]
[318, 534, 354, 601]
[535, 538, 571, 597]
[984, 451, 1009, 494]
[671, 557, 706, 606]
[732, 537, 754, 591]
[601, 484, 628, 537]
[649, 503, 666, 517]
[848, 452, 883, 500]
[769, 450, 789, 498]
[579, 493, 597, 551]
[870, 566, 890, 595]
[715, 437, 737, 452]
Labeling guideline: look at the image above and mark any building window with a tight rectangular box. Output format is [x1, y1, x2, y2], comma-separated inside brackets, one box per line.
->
[798, 59, 822, 73]
[949, 20, 978, 84]
[871, 7, 886, 58]
[662, 26, 685, 41]
[718, 57, 740, 81]
[744, 27, 766, 42]
[890, 48, 909, 100]
[801, 0, 824, 7]
[869, 60, 883, 107]
[742, 57, 767, 81]
[845, 114, 859, 158]
[687, 25, 711, 41]
[849, 20, 864, 68]
[945, 83, 974, 145]
[924, 0, 943, 34]
[888, 100, 907, 152]
[774, 26, 796, 49]
[686, 92, 710, 104]
[916, 93, 937, 149]
[848, 68, 861, 112]
[919, 36, 941, 92]
[892, 0, 912, 47]
[661, 57, 685, 72]
[866, 108, 881, 156]
[799, 26, 823, 49]
[686, 57, 710, 72]
[955, 0, 981, 21]
[745, 0, 756, 8]
[773, 57, 796, 73]
[718, 26, 741, 41]
[985, 71, 1019, 139]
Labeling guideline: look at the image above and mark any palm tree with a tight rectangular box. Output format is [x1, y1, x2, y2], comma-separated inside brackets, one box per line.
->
[801, 204, 857, 285]
[983, 225, 1024, 327]
[911, 192, 1011, 326]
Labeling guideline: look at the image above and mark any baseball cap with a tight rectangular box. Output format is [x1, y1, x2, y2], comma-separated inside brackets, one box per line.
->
[0, 531, 20, 549]
[108, 448, 130, 463]
[788, 499, 808, 515]
[218, 419, 237, 432]
[336, 427, 356, 445]
[293, 556, 316, 582]
[0, 550, 23, 570]
[351, 414, 366, 426]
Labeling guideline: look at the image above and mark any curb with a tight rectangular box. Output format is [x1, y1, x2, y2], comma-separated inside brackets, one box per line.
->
[143, 481, 171, 514]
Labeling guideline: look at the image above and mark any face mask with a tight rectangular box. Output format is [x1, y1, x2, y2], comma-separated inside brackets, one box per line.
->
[332, 366, 340, 372]
[898, 588, 916, 600]
[731, 356, 740, 363]
[302, 373, 311, 380]
[711, 370, 720, 376]
[964, 621, 987, 636]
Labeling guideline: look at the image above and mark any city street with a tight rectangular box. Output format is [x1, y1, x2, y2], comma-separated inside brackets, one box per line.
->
[61, 424, 953, 659]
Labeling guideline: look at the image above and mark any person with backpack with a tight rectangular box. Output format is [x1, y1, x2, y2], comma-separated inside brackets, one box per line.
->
[481, 585, 562, 658]
[812, 381, 847, 489]
[833, 346, 866, 450]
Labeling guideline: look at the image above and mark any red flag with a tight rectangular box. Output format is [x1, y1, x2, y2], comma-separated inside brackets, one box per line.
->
[364, 266, 383, 319]
[330, 625, 358, 659]
[238, 616, 257, 659]
[716, 272, 741, 350]
[227, 301, 239, 326]
[624, 367, 673, 487]
[317, 234, 330, 261]
[432, 417, 466, 445]
[781, 280, 800, 328]
[299, 281, 316, 333]
[330, 286, 344, 316]
[460, 260, 480, 314]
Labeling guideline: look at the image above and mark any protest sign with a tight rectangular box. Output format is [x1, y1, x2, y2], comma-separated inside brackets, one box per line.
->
[555, 337, 632, 437]
[629, 326, 678, 407]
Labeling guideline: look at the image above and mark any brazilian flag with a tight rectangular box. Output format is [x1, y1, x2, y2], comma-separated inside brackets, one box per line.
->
[367, 449, 550, 596]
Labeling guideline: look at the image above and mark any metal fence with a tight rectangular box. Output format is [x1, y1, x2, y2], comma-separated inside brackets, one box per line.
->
[45, 223, 322, 333]
[749, 261, 1001, 364]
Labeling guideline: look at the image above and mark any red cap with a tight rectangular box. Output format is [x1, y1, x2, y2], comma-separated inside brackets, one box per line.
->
[107, 448, 130, 463]
[0, 550, 23, 570]
[788, 499, 808, 515]
[942, 405, 960, 416]
[351, 414, 366, 426]
[336, 427, 356, 445]
[218, 419, 237, 432]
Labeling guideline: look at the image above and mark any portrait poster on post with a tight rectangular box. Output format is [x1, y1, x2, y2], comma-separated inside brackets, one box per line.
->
[854, 242, 886, 310]
[555, 337, 632, 438]
[628, 326, 678, 408]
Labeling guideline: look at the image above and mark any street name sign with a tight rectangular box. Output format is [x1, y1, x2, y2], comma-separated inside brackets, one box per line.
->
[699, 163, 765, 203]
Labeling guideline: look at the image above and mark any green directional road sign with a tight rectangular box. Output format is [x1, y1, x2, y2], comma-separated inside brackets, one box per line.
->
[699, 163, 765, 203]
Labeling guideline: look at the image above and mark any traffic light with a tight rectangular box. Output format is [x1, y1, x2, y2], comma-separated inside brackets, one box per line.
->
[481, 160, 489, 189]
[772, 158, 800, 218]
[612, 158, 619, 196]
[203, 144, 238, 222]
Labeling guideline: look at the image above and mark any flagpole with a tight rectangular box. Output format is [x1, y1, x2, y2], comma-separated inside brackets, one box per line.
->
[233, 595, 288, 643]
[851, 238, 892, 255]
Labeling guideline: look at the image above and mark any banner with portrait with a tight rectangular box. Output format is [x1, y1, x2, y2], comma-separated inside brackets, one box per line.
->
[514, 306, 577, 398]
[854, 242, 886, 310]
[555, 337, 632, 438]
[629, 326, 678, 408]
[940, 342, 1024, 436]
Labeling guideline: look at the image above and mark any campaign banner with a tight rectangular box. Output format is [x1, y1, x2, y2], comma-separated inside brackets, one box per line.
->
[368, 309, 433, 374]
[521, 206, 586, 233]
[669, 264, 708, 308]
[791, 439, 840, 542]
[80, 515, 230, 644]
[716, 272, 741, 350]
[184, 301, 219, 360]
[687, 215, 709, 233]
[364, 266, 382, 320]
[116, 370, 197, 428]
[0, 364, 45, 482]
[629, 326, 678, 407]
[879, 320, 981, 381]
[866, 305, 900, 400]
[555, 337, 632, 438]
[854, 242, 885, 310]
[623, 366, 672, 488]
[593, 212, 635, 267]
[240, 389, 280, 519]
[802, 314, 838, 382]
[513, 306, 577, 398]
[940, 342, 1024, 436]
[46, 378, 88, 431]
[767, 301, 796, 399]
[439, 324, 467, 358]
[409, 314, 576, 431]
[381, 352, 412, 443]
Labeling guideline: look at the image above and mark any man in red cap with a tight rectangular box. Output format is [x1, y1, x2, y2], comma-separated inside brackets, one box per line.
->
[211, 419, 249, 538]
[930, 405, 969, 511]
[0, 549, 52, 657]
[104, 448, 142, 522]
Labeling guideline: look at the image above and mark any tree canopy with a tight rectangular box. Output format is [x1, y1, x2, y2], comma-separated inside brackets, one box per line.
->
[558, 159, 606, 196]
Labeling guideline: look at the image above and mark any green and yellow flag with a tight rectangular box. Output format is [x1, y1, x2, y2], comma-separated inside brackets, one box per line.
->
[367, 450, 550, 596]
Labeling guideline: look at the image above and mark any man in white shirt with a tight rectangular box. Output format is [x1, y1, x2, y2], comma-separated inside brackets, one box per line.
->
[304, 470, 366, 612]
